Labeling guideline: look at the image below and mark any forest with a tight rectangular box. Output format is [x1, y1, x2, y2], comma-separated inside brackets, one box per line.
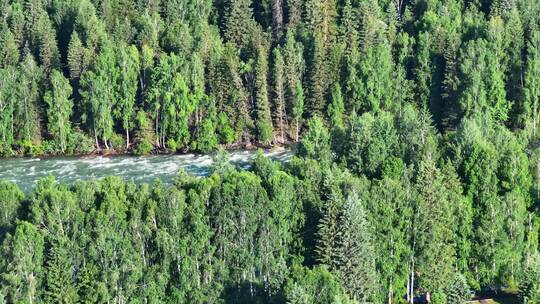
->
[2, 0, 540, 303]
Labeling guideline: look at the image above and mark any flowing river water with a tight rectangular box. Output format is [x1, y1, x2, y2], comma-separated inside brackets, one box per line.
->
[0, 149, 294, 193]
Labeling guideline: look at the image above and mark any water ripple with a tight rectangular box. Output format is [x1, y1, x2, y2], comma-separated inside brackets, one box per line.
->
[0, 149, 293, 193]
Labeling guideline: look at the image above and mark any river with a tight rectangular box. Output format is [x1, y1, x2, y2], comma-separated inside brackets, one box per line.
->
[0, 149, 294, 193]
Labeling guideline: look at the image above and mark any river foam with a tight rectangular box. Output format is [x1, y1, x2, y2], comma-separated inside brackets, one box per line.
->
[0, 149, 294, 193]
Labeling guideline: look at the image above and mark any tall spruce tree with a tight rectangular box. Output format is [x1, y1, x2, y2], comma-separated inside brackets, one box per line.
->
[335, 192, 379, 303]
[254, 42, 274, 145]
[273, 47, 287, 143]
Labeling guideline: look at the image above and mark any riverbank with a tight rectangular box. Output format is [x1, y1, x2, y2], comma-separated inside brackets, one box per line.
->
[1, 141, 296, 160]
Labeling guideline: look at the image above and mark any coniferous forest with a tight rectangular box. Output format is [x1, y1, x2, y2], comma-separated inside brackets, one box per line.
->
[2, 0, 540, 303]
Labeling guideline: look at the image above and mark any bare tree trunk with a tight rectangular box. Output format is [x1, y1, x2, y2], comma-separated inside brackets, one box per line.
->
[279, 109, 284, 143]
[155, 110, 159, 148]
[94, 127, 100, 150]
[410, 261, 415, 303]
[407, 275, 410, 303]
[296, 118, 299, 141]
[126, 124, 130, 149]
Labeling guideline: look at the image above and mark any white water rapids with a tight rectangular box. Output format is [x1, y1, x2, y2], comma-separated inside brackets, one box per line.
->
[0, 149, 293, 193]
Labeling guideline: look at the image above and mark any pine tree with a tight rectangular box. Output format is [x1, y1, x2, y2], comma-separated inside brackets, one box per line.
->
[441, 161, 472, 275]
[36, 13, 60, 73]
[208, 43, 251, 140]
[339, 0, 360, 54]
[316, 195, 341, 270]
[413, 159, 457, 296]
[327, 83, 344, 129]
[44, 238, 78, 303]
[445, 273, 472, 304]
[139, 44, 154, 99]
[305, 0, 337, 45]
[504, 9, 525, 115]
[414, 31, 433, 110]
[335, 193, 379, 303]
[67, 31, 85, 80]
[358, 40, 394, 113]
[272, 0, 284, 38]
[273, 47, 287, 143]
[224, 0, 256, 48]
[285, 0, 303, 27]
[486, 17, 509, 122]
[307, 34, 327, 117]
[254, 43, 273, 145]
[9, 3, 25, 49]
[344, 50, 361, 113]
[0, 23, 19, 67]
[292, 80, 305, 141]
[283, 29, 305, 137]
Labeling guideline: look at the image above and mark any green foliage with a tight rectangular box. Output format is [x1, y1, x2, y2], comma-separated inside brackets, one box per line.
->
[0, 221, 45, 303]
[414, 158, 458, 294]
[334, 193, 379, 302]
[523, 30, 540, 136]
[114, 44, 139, 149]
[357, 40, 394, 113]
[284, 265, 354, 304]
[328, 83, 345, 129]
[298, 116, 331, 163]
[0, 23, 19, 67]
[44, 70, 73, 153]
[446, 273, 472, 304]
[343, 111, 399, 178]
[520, 253, 540, 304]
[133, 110, 154, 155]
[217, 112, 236, 144]
[0, 1, 540, 303]
[149, 53, 197, 151]
[292, 80, 305, 141]
[0, 181, 24, 240]
[254, 43, 274, 145]
[307, 34, 328, 117]
[368, 175, 413, 303]
[80, 45, 117, 149]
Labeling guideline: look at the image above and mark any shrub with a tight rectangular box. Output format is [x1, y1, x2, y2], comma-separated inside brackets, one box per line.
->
[16, 140, 44, 156]
[134, 139, 153, 155]
[66, 130, 94, 154]
[166, 138, 178, 152]
[110, 133, 125, 151]
[217, 113, 235, 145]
